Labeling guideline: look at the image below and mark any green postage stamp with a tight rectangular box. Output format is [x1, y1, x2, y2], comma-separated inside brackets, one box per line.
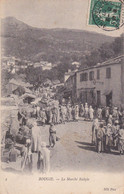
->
[88, 0, 124, 30]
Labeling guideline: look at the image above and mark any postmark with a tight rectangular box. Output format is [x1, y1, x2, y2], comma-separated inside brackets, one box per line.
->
[88, 0, 124, 31]
[119, 0, 124, 3]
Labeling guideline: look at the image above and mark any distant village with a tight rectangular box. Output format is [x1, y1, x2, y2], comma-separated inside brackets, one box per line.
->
[1, 55, 80, 103]
[1, 54, 124, 109]
[1, 55, 81, 74]
[2, 56, 56, 73]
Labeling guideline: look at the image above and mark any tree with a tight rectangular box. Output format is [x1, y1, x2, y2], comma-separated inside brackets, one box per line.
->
[112, 35, 124, 55]
[99, 42, 114, 60]
[85, 50, 102, 67]
[1, 69, 12, 96]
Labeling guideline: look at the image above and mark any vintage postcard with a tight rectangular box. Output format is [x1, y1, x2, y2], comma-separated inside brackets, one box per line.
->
[0, 0, 124, 193]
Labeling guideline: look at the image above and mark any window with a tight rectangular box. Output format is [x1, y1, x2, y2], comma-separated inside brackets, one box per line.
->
[106, 67, 111, 78]
[89, 71, 94, 80]
[84, 73, 88, 81]
[97, 69, 100, 80]
[80, 72, 88, 82]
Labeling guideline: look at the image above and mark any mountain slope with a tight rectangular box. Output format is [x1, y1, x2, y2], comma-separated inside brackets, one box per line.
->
[1, 17, 115, 62]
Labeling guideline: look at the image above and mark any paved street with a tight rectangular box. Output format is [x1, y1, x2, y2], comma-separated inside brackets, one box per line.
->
[2, 120, 124, 173]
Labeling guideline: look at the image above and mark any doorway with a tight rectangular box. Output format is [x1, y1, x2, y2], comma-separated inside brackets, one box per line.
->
[106, 91, 112, 107]
[97, 91, 101, 107]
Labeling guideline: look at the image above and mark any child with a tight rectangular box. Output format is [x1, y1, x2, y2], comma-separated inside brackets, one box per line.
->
[49, 123, 56, 148]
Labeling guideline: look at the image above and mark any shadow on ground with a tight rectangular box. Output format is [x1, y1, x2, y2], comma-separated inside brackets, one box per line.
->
[2, 167, 22, 174]
[75, 141, 121, 155]
[75, 141, 96, 152]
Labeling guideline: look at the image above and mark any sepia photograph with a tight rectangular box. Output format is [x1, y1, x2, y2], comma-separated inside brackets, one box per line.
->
[0, 0, 124, 193]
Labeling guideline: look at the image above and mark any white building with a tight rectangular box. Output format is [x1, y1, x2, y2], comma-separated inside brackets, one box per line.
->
[76, 55, 124, 107]
[42, 63, 52, 71]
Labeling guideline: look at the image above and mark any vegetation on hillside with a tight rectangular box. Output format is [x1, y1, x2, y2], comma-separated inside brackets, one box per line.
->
[24, 34, 123, 85]
[1, 17, 123, 90]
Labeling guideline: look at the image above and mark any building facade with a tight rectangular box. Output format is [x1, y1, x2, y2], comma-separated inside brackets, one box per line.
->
[76, 56, 124, 107]
[64, 73, 77, 103]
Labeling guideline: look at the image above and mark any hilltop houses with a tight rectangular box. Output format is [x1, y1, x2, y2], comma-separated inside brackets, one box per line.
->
[2, 56, 53, 74]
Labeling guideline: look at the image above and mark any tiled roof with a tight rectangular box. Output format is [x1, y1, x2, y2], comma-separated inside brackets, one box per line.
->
[77, 55, 124, 73]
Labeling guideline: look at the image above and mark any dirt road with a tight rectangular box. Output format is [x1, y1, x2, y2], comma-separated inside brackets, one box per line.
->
[2, 120, 124, 173]
[40, 120, 124, 173]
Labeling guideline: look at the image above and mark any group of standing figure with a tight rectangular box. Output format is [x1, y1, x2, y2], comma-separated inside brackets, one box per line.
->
[20, 120, 59, 173]
[30, 102, 95, 125]
[92, 107, 124, 155]
[3, 100, 124, 174]
[5, 112, 59, 173]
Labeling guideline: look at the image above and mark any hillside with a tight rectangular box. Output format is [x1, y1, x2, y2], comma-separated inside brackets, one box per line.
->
[1, 17, 115, 63]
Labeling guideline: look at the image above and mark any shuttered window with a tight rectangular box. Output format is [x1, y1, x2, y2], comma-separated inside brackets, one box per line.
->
[106, 67, 111, 79]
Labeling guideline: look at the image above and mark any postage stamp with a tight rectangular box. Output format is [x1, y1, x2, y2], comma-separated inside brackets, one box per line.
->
[88, 0, 124, 31]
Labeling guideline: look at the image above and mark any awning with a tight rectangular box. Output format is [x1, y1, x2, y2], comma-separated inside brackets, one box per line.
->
[21, 94, 36, 99]
[103, 90, 112, 96]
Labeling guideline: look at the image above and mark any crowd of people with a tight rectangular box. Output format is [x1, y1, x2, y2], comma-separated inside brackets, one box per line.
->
[24, 103, 124, 125]
[92, 111, 124, 155]
[24, 102, 95, 125]
[2, 99, 124, 174]
[4, 118, 52, 173]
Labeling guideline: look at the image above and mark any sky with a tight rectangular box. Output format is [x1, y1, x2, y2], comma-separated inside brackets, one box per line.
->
[0, 0, 123, 36]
